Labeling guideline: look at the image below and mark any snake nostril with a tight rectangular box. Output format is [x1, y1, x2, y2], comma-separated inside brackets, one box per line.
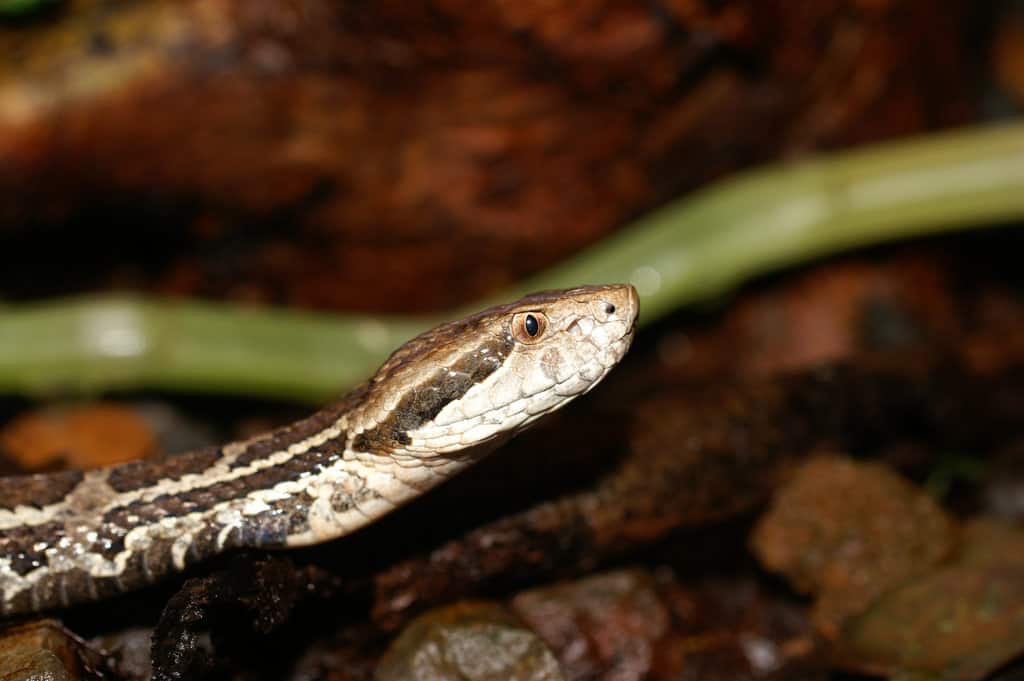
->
[604, 303, 616, 315]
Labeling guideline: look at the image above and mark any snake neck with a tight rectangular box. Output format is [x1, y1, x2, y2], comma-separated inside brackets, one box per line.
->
[1, 284, 638, 615]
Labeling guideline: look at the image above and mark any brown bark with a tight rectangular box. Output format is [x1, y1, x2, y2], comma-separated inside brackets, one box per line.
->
[0, 0, 972, 309]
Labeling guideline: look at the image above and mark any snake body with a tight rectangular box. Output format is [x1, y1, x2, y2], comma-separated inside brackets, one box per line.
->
[0, 285, 638, 616]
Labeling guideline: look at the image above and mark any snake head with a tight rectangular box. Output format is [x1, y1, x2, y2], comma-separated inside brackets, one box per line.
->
[351, 284, 638, 457]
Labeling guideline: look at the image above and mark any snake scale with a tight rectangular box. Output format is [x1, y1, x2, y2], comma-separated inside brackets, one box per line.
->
[0, 285, 638, 616]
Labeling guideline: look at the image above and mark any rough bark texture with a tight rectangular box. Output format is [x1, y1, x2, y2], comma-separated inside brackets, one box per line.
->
[0, 0, 972, 310]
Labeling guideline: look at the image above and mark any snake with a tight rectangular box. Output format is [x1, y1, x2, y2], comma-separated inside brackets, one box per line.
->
[0, 285, 638, 616]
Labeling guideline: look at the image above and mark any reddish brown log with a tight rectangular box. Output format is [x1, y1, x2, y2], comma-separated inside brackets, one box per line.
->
[0, 1, 972, 309]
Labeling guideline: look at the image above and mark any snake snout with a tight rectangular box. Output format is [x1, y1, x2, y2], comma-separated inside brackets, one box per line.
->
[593, 284, 640, 337]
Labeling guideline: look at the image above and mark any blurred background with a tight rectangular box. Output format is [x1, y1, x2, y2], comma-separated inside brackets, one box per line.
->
[2, 2, 1024, 681]
[0, 0, 1018, 310]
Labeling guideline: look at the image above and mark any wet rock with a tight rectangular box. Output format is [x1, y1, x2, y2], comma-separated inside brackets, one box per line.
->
[653, 576, 825, 681]
[376, 601, 565, 681]
[511, 568, 668, 681]
[837, 519, 1024, 680]
[509, 567, 823, 681]
[0, 619, 107, 681]
[751, 455, 955, 636]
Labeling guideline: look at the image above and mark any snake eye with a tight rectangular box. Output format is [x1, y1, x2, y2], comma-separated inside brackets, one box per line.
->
[512, 312, 547, 343]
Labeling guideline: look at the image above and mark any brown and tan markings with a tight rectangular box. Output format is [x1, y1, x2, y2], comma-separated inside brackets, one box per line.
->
[0, 470, 84, 513]
[353, 335, 515, 453]
[0, 285, 639, 615]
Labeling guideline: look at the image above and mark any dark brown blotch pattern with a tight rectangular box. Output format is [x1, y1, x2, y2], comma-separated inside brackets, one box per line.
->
[229, 403, 348, 469]
[106, 446, 225, 494]
[98, 434, 346, 541]
[0, 430, 348, 609]
[104, 401, 350, 493]
[0, 521, 66, 576]
[354, 336, 513, 453]
[0, 470, 84, 511]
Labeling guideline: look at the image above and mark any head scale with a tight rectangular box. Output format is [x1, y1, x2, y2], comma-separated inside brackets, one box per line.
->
[350, 284, 638, 458]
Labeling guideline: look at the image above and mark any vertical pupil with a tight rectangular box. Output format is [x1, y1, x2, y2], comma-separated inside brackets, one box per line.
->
[524, 314, 539, 336]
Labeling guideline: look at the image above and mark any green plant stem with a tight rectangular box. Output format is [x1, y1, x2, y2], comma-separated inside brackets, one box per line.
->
[512, 122, 1024, 323]
[1, 123, 1023, 403]
[0, 0, 54, 17]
